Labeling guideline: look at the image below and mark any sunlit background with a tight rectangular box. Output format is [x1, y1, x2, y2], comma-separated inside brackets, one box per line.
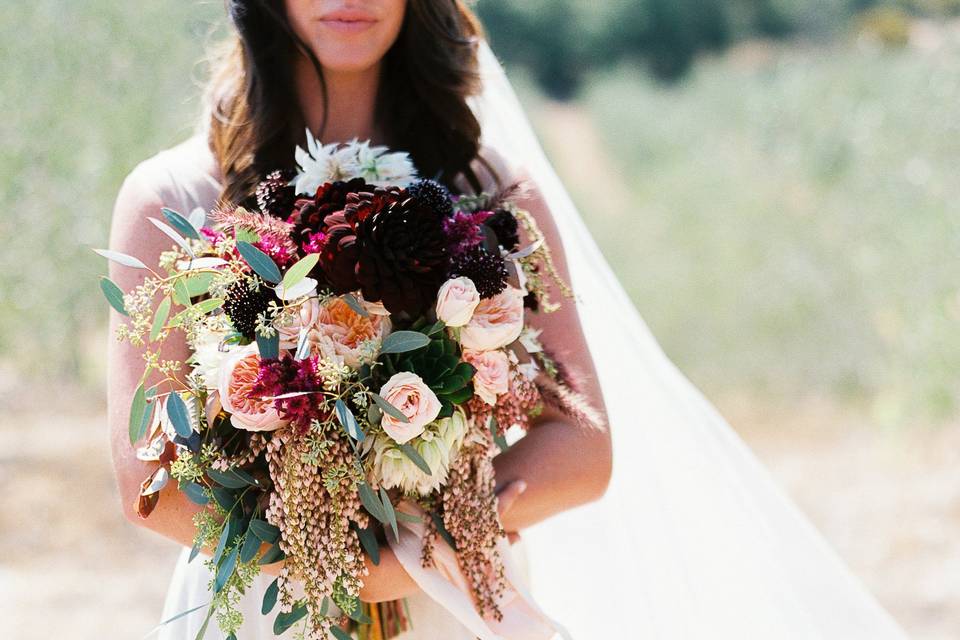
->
[2, 1, 959, 637]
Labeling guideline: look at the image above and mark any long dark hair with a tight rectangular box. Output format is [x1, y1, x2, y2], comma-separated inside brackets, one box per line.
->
[208, 0, 487, 205]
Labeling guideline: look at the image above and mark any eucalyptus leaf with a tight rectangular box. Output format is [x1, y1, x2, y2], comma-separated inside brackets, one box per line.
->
[273, 604, 308, 635]
[150, 296, 172, 342]
[281, 253, 319, 291]
[380, 487, 399, 542]
[395, 510, 423, 524]
[340, 293, 369, 317]
[399, 444, 433, 476]
[143, 601, 210, 637]
[490, 418, 509, 453]
[99, 277, 127, 315]
[188, 207, 207, 234]
[173, 278, 192, 307]
[128, 383, 149, 444]
[182, 482, 209, 506]
[430, 511, 457, 551]
[353, 523, 380, 566]
[237, 240, 281, 284]
[258, 542, 285, 565]
[213, 521, 231, 566]
[335, 399, 364, 442]
[162, 207, 201, 240]
[211, 487, 237, 513]
[261, 578, 279, 615]
[380, 330, 431, 354]
[188, 541, 202, 563]
[239, 530, 261, 564]
[206, 468, 251, 489]
[358, 482, 386, 523]
[369, 392, 410, 424]
[93, 248, 148, 270]
[294, 326, 311, 361]
[184, 257, 227, 270]
[249, 519, 280, 544]
[166, 392, 193, 437]
[256, 332, 279, 360]
[148, 217, 194, 257]
[214, 545, 238, 593]
[330, 627, 353, 640]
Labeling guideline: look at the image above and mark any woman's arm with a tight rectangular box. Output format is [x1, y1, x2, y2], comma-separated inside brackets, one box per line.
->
[492, 177, 613, 533]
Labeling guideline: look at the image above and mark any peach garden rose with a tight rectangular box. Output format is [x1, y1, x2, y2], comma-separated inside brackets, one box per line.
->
[463, 348, 511, 405]
[459, 285, 526, 351]
[218, 344, 288, 432]
[378, 371, 442, 444]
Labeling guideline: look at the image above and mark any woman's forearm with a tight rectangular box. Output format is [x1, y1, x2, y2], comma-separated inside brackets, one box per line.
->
[493, 411, 612, 533]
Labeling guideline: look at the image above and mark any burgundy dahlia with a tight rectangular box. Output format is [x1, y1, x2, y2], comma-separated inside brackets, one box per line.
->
[320, 187, 450, 317]
[288, 178, 369, 254]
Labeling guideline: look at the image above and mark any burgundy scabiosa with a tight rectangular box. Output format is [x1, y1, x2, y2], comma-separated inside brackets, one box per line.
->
[449, 245, 509, 299]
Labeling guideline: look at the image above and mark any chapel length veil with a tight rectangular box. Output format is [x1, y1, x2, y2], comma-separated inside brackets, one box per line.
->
[470, 42, 907, 639]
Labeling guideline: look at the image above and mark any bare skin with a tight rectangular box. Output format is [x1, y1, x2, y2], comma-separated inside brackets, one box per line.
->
[108, 0, 611, 604]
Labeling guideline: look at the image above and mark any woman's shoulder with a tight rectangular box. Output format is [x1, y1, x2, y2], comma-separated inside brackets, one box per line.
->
[119, 134, 222, 217]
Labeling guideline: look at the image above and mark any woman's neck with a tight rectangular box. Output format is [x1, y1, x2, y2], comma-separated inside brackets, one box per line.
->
[294, 54, 382, 144]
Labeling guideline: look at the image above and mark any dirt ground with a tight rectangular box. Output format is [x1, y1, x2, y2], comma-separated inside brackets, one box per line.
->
[1, 399, 957, 639]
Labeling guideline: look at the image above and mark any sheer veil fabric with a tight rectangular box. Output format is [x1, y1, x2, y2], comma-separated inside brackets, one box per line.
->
[147, 37, 907, 639]
[471, 42, 907, 639]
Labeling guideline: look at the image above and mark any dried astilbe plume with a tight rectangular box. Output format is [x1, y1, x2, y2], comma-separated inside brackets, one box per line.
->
[535, 376, 607, 432]
[264, 427, 369, 637]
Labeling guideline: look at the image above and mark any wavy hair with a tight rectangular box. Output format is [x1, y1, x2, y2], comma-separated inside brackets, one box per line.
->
[207, 0, 488, 205]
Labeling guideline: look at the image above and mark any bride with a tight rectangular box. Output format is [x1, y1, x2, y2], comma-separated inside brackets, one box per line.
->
[107, 1, 907, 638]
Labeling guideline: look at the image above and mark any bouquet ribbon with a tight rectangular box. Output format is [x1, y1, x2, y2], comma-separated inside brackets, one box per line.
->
[389, 502, 571, 640]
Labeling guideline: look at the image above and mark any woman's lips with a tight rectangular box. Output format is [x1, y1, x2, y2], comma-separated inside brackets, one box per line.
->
[318, 11, 378, 34]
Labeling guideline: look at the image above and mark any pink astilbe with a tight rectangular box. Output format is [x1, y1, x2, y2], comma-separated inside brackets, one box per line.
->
[443, 209, 494, 257]
[467, 366, 542, 433]
[253, 354, 328, 433]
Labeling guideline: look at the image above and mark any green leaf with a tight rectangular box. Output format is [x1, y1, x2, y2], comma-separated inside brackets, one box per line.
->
[144, 601, 210, 636]
[425, 319, 446, 336]
[212, 521, 231, 566]
[162, 207, 201, 240]
[207, 468, 258, 489]
[358, 482, 386, 523]
[188, 541, 202, 562]
[99, 277, 127, 315]
[342, 597, 371, 624]
[340, 293, 369, 317]
[353, 523, 380, 566]
[261, 578, 279, 615]
[380, 330, 431, 354]
[148, 217, 193, 256]
[258, 542, 285, 565]
[330, 627, 353, 640]
[395, 510, 422, 524]
[182, 482, 209, 506]
[235, 228, 259, 244]
[237, 240, 281, 284]
[335, 399, 364, 442]
[281, 253, 319, 291]
[211, 487, 236, 512]
[93, 248, 148, 270]
[170, 297, 224, 327]
[370, 392, 410, 424]
[173, 273, 214, 306]
[128, 383, 149, 444]
[380, 487, 399, 542]
[240, 531, 261, 564]
[273, 604, 308, 635]
[166, 392, 193, 437]
[490, 417, 509, 453]
[399, 444, 432, 475]
[214, 545, 238, 593]
[256, 332, 279, 360]
[173, 278, 192, 308]
[150, 296, 172, 342]
[249, 519, 281, 544]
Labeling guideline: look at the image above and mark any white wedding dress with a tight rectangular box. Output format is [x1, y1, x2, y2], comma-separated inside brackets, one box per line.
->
[133, 43, 906, 640]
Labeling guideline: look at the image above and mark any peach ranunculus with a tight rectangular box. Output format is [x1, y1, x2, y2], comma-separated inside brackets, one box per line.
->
[218, 344, 288, 432]
[459, 286, 526, 351]
[463, 348, 511, 406]
[435, 277, 481, 327]
[378, 372, 442, 444]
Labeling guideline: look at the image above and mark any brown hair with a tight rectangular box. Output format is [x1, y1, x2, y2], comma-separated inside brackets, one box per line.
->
[207, 0, 488, 206]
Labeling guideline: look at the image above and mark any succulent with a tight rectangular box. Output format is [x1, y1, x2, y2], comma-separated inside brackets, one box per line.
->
[379, 334, 475, 417]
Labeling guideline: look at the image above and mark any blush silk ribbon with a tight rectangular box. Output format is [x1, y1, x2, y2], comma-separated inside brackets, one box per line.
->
[387, 502, 572, 640]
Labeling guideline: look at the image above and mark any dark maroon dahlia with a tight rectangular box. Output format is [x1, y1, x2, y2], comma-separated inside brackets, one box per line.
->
[449, 245, 509, 299]
[320, 187, 450, 317]
[255, 169, 296, 219]
[484, 209, 521, 251]
[288, 178, 369, 254]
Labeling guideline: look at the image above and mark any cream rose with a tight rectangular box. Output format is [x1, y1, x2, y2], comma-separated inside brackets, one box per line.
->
[435, 277, 481, 327]
[460, 286, 526, 351]
[463, 348, 511, 405]
[378, 371, 442, 444]
[218, 344, 288, 432]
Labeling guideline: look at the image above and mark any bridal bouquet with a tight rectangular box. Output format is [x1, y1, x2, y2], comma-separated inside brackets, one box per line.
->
[98, 134, 600, 638]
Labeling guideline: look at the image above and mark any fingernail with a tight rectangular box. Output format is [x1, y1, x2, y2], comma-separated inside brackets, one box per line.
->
[516, 481, 528, 494]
